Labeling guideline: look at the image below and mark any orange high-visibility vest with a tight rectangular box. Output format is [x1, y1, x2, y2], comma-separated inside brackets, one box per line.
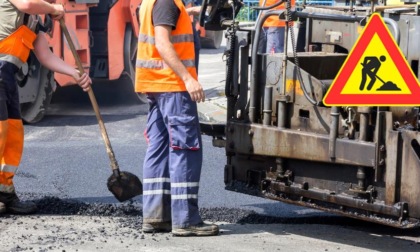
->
[135, 0, 197, 92]
[0, 25, 37, 64]
[259, 0, 295, 27]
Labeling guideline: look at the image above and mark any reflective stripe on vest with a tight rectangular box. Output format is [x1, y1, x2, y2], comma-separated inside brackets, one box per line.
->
[136, 59, 195, 69]
[138, 33, 195, 44]
[0, 25, 36, 64]
[259, 0, 295, 27]
[135, 0, 197, 93]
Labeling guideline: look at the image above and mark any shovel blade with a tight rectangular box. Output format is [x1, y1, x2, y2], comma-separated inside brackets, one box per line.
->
[107, 171, 143, 202]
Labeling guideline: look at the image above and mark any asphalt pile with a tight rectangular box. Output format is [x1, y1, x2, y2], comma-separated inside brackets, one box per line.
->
[32, 196, 303, 225]
[34, 197, 141, 217]
[12, 196, 358, 226]
[31, 196, 260, 224]
[2, 195, 305, 225]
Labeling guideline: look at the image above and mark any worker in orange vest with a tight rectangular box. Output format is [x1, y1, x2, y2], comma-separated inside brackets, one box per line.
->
[0, 0, 92, 214]
[184, 0, 201, 72]
[258, 0, 295, 53]
[135, 0, 218, 236]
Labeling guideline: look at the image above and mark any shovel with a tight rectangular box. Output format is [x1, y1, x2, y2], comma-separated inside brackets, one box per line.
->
[59, 19, 142, 202]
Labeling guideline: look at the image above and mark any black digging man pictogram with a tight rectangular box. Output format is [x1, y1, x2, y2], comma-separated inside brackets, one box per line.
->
[359, 55, 386, 91]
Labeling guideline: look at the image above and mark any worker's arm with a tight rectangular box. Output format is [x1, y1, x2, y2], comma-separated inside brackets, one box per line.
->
[186, 6, 201, 16]
[8, 0, 64, 19]
[154, 25, 205, 102]
[32, 32, 92, 91]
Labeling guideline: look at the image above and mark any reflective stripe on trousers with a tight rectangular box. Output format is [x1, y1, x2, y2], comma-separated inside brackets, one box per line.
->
[142, 92, 203, 229]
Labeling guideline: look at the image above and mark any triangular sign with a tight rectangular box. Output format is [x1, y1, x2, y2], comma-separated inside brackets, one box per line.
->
[323, 13, 420, 106]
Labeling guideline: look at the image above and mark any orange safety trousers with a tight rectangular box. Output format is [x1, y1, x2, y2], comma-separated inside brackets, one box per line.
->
[0, 25, 35, 193]
[0, 119, 23, 193]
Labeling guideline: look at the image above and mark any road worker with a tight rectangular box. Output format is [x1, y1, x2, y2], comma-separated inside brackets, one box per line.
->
[258, 0, 295, 54]
[0, 0, 92, 214]
[184, 0, 202, 71]
[135, 0, 219, 236]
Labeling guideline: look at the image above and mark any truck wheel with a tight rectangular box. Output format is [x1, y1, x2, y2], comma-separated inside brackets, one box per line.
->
[124, 25, 148, 104]
[200, 30, 224, 49]
[18, 53, 55, 124]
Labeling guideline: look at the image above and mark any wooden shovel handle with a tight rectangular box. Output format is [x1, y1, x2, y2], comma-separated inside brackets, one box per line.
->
[59, 18, 119, 172]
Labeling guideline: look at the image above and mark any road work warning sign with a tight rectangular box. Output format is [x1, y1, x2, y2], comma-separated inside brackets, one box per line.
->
[323, 13, 420, 106]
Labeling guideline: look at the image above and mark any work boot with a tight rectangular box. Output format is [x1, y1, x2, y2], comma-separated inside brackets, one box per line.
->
[142, 222, 172, 233]
[0, 202, 5, 214]
[172, 222, 219, 237]
[0, 192, 38, 214]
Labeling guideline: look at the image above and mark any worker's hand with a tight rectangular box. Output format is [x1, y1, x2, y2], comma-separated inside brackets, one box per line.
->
[50, 4, 64, 20]
[73, 71, 92, 92]
[184, 77, 205, 103]
[186, 6, 201, 16]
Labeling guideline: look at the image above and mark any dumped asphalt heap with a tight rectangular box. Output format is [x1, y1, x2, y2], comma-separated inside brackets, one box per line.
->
[4, 196, 363, 226]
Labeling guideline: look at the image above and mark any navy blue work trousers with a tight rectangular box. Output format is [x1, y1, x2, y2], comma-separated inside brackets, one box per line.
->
[0, 61, 20, 120]
[142, 92, 203, 228]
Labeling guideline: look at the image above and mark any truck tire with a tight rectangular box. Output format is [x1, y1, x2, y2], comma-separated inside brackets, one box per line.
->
[18, 53, 55, 124]
[123, 25, 148, 104]
[200, 30, 224, 49]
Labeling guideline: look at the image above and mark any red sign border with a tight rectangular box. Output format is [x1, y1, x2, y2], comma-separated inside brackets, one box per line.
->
[323, 13, 420, 106]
